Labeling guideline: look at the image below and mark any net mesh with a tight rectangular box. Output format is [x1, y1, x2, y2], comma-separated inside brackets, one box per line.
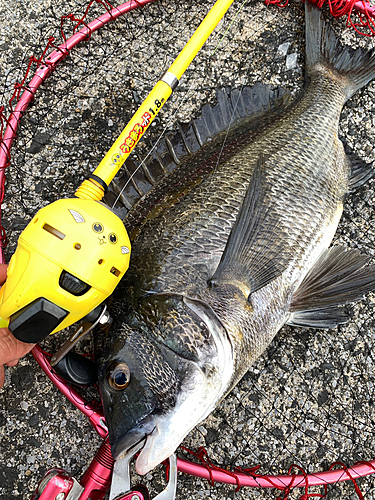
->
[0, 0, 375, 499]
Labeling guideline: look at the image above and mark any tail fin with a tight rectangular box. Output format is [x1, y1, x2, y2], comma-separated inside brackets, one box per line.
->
[305, 2, 375, 100]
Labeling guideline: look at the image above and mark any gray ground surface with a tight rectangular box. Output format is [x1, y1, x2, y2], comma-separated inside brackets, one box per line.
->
[0, 0, 375, 499]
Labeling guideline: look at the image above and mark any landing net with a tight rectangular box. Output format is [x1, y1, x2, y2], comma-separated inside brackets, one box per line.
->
[0, 1, 374, 499]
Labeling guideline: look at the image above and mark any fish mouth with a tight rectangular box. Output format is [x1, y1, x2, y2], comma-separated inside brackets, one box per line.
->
[111, 414, 156, 461]
[111, 414, 175, 475]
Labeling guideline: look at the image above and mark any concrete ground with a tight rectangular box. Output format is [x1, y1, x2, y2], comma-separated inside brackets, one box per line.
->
[0, 0, 375, 498]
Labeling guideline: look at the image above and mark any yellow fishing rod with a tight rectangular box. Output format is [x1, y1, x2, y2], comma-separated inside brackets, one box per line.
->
[76, 0, 234, 199]
[0, 0, 235, 343]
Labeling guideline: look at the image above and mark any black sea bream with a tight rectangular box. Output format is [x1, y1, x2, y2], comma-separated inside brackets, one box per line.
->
[97, 3, 375, 475]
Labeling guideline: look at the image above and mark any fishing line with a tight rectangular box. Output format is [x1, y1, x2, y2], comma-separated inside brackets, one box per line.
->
[110, 0, 280, 211]
[110, 87, 192, 210]
[109, 0, 243, 209]
[211, 0, 250, 57]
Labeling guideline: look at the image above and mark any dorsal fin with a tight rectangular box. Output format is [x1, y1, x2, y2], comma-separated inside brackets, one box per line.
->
[104, 85, 291, 225]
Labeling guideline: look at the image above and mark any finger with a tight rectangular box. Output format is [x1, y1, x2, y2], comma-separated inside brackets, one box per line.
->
[12, 338, 36, 359]
[0, 365, 4, 389]
[0, 264, 7, 286]
[5, 359, 19, 367]
[0, 329, 35, 366]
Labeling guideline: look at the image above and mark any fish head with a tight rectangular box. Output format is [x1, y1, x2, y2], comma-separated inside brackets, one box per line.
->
[97, 293, 233, 474]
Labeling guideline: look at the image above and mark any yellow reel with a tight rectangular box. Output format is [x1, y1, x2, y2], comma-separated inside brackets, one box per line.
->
[0, 0, 234, 343]
[0, 198, 130, 342]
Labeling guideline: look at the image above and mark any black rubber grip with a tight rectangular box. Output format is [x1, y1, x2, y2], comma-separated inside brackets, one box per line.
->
[53, 352, 97, 386]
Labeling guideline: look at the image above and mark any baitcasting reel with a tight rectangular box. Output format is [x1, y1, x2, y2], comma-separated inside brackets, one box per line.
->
[0, 194, 130, 343]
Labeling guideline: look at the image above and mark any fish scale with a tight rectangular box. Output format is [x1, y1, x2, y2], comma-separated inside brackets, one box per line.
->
[130, 78, 345, 297]
[97, 3, 375, 476]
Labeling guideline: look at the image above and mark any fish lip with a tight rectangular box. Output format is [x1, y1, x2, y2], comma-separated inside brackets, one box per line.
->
[111, 415, 156, 460]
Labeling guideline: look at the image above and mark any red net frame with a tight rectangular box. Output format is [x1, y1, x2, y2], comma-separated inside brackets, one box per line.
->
[265, 0, 375, 36]
[32, 344, 375, 498]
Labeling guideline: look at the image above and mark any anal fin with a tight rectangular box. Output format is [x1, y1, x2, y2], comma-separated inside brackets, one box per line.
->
[348, 152, 374, 192]
[341, 138, 374, 192]
[287, 306, 350, 329]
[288, 245, 375, 329]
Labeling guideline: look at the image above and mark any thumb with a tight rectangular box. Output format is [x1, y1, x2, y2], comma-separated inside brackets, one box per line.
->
[5, 359, 19, 367]
[0, 365, 4, 389]
[0, 328, 35, 368]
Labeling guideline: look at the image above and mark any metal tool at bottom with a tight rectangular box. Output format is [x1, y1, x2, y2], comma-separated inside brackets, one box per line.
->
[110, 440, 178, 500]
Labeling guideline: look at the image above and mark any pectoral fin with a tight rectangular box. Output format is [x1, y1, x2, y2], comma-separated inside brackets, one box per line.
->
[209, 154, 294, 296]
[288, 245, 375, 328]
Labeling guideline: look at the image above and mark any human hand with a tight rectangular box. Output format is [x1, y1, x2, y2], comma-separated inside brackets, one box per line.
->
[0, 263, 36, 388]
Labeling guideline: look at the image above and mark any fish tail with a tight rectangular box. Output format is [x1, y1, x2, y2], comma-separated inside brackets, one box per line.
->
[305, 2, 375, 100]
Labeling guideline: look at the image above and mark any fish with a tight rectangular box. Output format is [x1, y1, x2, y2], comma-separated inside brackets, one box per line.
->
[96, 2, 375, 475]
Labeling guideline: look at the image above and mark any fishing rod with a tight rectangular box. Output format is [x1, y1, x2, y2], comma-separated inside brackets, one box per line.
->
[0, 0, 234, 346]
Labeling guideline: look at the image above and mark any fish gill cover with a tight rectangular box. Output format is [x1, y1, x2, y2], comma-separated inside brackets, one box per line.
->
[0, 1, 375, 499]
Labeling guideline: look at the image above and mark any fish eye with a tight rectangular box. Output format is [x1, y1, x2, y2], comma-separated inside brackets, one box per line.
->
[107, 362, 131, 390]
